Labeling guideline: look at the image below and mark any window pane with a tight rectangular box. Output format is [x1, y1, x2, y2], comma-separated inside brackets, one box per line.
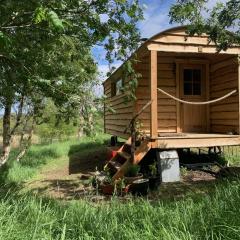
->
[184, 83, 192, 95]
[183, 68, 201, 96]
[193, 69, 201, 82]
[111, 82, 116, 97]
[116, 79, 123, 95]
[193, 83, 201, 95]
[184, 69, 192, 82]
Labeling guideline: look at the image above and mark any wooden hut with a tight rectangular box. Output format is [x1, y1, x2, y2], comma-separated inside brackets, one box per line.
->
[103, 26, 240, 179]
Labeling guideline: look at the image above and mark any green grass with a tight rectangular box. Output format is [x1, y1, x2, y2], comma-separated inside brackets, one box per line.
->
[0, 133, 108, 184]
[0, 180, 240, 240]
[0, 134, 240, 239]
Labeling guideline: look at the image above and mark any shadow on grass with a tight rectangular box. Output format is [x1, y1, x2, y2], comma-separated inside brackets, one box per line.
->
[0, 147, 61, 185]
[178, 149, 227, 166]
[28, 176, 95, 200]
[68, 141, 109, 174]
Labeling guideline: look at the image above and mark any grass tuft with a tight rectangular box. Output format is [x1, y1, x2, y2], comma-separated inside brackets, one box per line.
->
[0, 180, 239, 239]
[0, 134, 240, 239]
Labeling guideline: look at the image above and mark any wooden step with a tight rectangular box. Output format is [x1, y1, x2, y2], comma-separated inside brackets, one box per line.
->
[122, 143, 132, 154]
[112, 139, 152, 181]
[108, 160, 122, 170]
[118, 151, 131, 160]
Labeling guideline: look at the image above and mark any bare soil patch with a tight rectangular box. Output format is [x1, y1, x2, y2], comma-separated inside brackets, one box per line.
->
[27, 149, 223, 201]
[27, 146, 109, 200]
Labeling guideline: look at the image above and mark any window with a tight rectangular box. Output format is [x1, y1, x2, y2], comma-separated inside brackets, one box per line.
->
[183, 69, 201, 96]
[111, 78, 123, 97]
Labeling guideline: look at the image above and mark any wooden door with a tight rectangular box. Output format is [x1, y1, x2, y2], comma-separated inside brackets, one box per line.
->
[179, 64, 207, 133]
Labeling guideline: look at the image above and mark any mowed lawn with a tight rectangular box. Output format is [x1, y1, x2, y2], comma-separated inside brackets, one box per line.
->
[0, 134, 240, 240]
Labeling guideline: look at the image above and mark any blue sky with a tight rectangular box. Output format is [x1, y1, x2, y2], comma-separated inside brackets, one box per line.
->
[93, 0, 176, 83]
[93, 0, 226, 86]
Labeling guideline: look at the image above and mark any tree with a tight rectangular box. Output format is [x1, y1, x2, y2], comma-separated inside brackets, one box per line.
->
[0, 1, 143, 166]
[169, 0, 240, 51]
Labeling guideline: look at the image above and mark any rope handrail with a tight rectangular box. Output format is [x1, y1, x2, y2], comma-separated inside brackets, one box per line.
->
[124, 100, 152, 134]
[157, 88, 237, 105]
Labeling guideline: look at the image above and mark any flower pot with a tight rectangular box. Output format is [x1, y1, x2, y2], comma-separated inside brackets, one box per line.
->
[100, 184, 115, 195]
[124, 173, 143, 184]
[149, 176, 161, 191]
[100, 184, 130, 195]
[130, 178, 149, 196]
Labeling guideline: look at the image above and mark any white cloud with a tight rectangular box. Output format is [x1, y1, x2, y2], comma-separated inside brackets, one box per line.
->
[138, 1, 176, 38]
[139, 12, 172, 38]
[94, 62, 122, 96]
[98, 64, 110, 80]
[100, 14, 109, 23]
[206, 0, 228, 9]
[97, 61, 122, 81]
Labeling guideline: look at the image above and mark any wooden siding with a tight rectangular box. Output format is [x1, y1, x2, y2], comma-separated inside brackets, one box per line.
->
[135, 53, 177, 133]
[103, 73, 135, 139]
[147, 28, 240, 54]
[103, 26, 240, 139]
[209, 57, 239, 134]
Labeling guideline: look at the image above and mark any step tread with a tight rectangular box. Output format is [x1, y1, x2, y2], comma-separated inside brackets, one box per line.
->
[118, 151, 131, 160]
[109, 160, 122, 170]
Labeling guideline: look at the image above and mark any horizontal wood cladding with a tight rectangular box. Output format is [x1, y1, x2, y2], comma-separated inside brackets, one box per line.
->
[153, 34, 212, 46]
[105, 128, 130, 139]
[210, 57, 239, 133]
[136, 86, 176, 98]
[136, 55, 177, 133]
[104, 71, 134, 138]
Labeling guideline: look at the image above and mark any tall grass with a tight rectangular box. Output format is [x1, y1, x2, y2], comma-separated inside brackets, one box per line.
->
[0, 134, 108, 185]
[0, 134, 240, 239]
[0, 179, 239, 240]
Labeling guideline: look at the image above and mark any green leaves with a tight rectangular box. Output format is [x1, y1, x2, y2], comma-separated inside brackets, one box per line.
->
[0, 31, 11, 48]
[169, 0, 240, 51]
[122, 60, 141, 102]
[34, 6, 64, 32]
[34, 6, 48, 24]
[47, 11, 64, 32]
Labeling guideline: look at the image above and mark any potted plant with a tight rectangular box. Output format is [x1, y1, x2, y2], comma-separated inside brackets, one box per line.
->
[130, 178, 149, 196]
[124, 164, 143, 184]
[99, 167, 131, 195]
[148, 162, 161, 190]
[115, 178, 131, 195]
[98, 166, 115, 195]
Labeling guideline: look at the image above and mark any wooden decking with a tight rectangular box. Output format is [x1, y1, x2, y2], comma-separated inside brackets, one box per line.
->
[106, 133, 240, 181]
[153, 133, 240, 149]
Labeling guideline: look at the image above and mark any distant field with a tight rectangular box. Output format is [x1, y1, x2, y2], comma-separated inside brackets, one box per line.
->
[0, 134, 240, 239]
[0, 134, 39, 148]
[0, 134, 82, 148]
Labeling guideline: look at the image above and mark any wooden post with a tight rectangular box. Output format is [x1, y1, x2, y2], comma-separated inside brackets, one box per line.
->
[176, 63, 181, 132]
[206, 63, 210, 132]
[150, 50, 158, 138]
[238, 55, 240, 134]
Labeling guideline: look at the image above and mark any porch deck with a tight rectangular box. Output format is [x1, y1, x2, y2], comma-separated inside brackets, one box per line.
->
[153, 133, 240, 149]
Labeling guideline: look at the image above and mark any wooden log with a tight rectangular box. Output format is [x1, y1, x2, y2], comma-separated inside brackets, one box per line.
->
[150, 50, 158, 138]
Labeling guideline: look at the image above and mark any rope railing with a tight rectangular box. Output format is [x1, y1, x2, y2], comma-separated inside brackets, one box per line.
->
[124, 100, 152, 163]
[124, 100, 152, 134]
[157, 88, 237, 105]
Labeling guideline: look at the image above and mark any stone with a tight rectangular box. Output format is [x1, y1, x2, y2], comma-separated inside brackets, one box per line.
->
[157, 150, 180, 183]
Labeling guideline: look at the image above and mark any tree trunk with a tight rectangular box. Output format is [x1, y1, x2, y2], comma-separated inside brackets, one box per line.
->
[19, 118, 28, 147]
[77, 116, 84, 140]
[0, 102, 12, 167]
[16, 118, 35, 162]
[88, 112, 94, 136]
[0, 95, 24, 167]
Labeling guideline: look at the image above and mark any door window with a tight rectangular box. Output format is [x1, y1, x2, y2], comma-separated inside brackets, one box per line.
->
[183, 69, 201, 96]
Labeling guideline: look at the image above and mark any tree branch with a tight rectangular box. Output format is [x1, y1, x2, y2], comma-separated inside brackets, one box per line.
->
[10, 95, 25, 136]
[0, 24, 32, 29]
